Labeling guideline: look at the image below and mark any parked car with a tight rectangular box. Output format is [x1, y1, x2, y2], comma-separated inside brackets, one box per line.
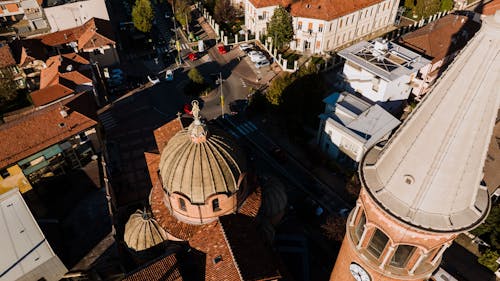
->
[165, 69, 174, 81]
[251, 55, 267, 63]
[183, 103, 192, 115]
[248, 50, 263, 61]
[217, 45, 227, 54]
[255, 59, 270, 68]
[187, 52, 198, 61]
[111, 73, 123, 80]
[164, 12, 170, 19]
[239, 43, 253, 52]
[111, 68, 124, 76]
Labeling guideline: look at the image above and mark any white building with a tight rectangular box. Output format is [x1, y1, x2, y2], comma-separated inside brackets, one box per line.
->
[338, 39, 430, 104]
[243, 0, 399, 54]
[317, 92, 400, 166]
[43, 0, 109, 32]
[0, 188, 67, 281]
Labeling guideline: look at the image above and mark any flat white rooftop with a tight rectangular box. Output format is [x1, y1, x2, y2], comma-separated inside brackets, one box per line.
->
[339, 38, 431, 81]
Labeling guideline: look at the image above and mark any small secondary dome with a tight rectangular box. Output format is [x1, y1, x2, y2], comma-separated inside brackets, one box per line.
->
[159, 101, 246, 204]
[124, 209, 168, 251]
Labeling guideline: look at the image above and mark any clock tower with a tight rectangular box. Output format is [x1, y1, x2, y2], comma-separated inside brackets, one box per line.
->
[330, 12, 500, 281]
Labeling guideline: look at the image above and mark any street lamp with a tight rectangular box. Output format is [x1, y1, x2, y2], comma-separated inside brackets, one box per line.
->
[216, 72, 224, 117]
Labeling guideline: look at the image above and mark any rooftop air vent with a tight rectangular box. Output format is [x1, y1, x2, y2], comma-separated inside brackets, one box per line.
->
[60, 109, 68, 118]
[66, 64, 73, 72]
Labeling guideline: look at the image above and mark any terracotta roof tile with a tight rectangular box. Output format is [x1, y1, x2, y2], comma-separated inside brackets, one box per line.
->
[123, 254, 183, 281]
[189, 221, 243, 281]
[60, 71, 92, 85]
[29, 84, 75, 107]
[399, 14, 481, 63]
[0, 106, 97, 169]
[61, 53, 90, 64]
[153, 118, 184, 153]
[36, 18, 115, 49]
[0, 45, 16, 68]
[290, 0, 381, 20]
[237, 186, 262, 217]
[220, 215, 282, 281]
[481, 0, 500, 15]
[247, 0, 291, 8]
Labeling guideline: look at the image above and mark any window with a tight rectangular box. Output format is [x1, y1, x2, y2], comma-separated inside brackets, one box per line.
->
[179, 198, 186, 211]
[339, 19, 343, 28]
[307, 22, 313, 33]
[212, 198, 221, 212]
[318, 24, 323, 32]
[329, 23, 332, 32]
[390, 245, 416, 268]
[355, 211, 366, 240]
[367, 229, 389, 259]
[316, 40, 321, 49]
[0, 168, 10, 178]
[298, 21, 302, 30]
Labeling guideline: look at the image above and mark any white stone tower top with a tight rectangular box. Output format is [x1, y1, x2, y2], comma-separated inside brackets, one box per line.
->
[360, 13, 500, 232]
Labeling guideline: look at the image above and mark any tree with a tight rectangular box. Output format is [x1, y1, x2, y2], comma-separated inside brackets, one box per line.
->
[132, 0, 154, 33]
[214, 0, 236, 24]
[440, 0, 454, 11]
[188, 68, 204, 84]
[267, 6, 293, 49]
[266, 73, 293, 106]
[174, 0, 192, 29]
[321, 216, 347, 242]
[0, 76, 19, 108]
[478, 250, 499, 272]
[471, 204, 500, 249]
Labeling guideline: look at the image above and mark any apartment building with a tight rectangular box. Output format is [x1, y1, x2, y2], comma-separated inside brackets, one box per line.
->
[0, 0, 49, 37]
[244, 0, 399, 54]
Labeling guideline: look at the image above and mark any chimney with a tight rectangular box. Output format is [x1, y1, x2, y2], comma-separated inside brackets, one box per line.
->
[60, 108, 68, 118]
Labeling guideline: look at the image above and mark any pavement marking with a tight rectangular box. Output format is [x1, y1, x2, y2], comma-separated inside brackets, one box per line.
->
[231, 121, 257, 137]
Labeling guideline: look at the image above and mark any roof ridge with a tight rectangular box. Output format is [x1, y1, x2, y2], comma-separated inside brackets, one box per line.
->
[218, 219, 244, 281]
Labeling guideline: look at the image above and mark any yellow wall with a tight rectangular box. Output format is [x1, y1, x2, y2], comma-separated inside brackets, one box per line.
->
[0, 165, 32, 195]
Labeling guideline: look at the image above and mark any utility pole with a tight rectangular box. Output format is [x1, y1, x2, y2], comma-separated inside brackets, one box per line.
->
[172, 0, 181, 65]
[219, 72, 224, 117]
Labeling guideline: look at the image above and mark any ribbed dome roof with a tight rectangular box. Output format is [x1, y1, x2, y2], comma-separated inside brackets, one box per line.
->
[159, 101, 246, 204]
[261, 176, 287, 217]
[124, 209, 168, 251]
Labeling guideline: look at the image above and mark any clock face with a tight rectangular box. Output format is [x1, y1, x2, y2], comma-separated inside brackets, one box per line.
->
[349, 263, 371, 281]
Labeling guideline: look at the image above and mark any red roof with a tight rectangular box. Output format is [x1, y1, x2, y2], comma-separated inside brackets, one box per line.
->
[481, 0, 500, 15]
[0, 45, 16, 68]
[399, 14, 481, 63]
[291, 0, 381, 20]
[29, 84, 75, 107]
[153, 118, 184, 153]
[36, 18, 115, 49]
[0, 106, 97, 169]
[123, 254, 183, 281]
[247, 0, 291, 8]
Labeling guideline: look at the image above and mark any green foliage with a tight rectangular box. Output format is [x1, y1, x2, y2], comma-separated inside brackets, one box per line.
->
[0, 77, 19, 106]
[214, 0, 236, 24]
[266, 73, 293, 106]
[267, 6, 294, 49]
[440, 0, 454, 11]
[188, 68, 204, 84]
[404, 0, 442, 19]
[471, 204, 500, 249]
[132, 0, 154, 33]
[478, 250, 499, 272]
[174, 0, 192, 28]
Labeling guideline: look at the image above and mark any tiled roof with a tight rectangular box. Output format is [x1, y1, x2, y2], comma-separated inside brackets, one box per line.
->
[30, 84, 75, 107]
[153, 118, 184, 153]
[237, 186, 262, 217]
[247, 0, 291, 8]
[0, 45, 16, 68]
[220, 215, 282, 281]
[60, 71, 92, 85]
[399, 14, 481, 63]
[123, 253, 183, 281]
[481, 0, 500, 15]
[0, 106, 97, 169]
[9, 39, 48, 64]
[61, 53, 90, 64]
[189, 220, 243, 281]
[37, 18, 115, 49]
[290, 0, 381, 21]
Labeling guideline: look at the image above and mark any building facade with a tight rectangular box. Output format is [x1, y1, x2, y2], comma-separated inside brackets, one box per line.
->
[244, 0, 399, 54]
[317, 92, 400, 166]
[338, 39, 430, 104]
[330, 12, 500, 281]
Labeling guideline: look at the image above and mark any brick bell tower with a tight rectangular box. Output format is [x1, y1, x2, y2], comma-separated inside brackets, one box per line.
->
[330, 12, 500, 281]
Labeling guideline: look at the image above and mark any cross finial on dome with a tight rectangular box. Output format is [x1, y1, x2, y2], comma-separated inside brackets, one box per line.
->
[192, 100, 201, 125]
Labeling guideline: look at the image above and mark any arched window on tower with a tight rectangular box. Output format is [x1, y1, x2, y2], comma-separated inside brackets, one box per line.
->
[390, 244, 416, 268]
[179, 198, 186, 211]
[367, 229, 389, 259]
[354, 211, 366, 243]
[212, 198, 221, 212]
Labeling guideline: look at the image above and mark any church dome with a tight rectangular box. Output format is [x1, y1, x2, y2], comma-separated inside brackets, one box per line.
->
[159, 101, 246, 204]
[124, 209, 168, 252]
[260, 176, 288, 217]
